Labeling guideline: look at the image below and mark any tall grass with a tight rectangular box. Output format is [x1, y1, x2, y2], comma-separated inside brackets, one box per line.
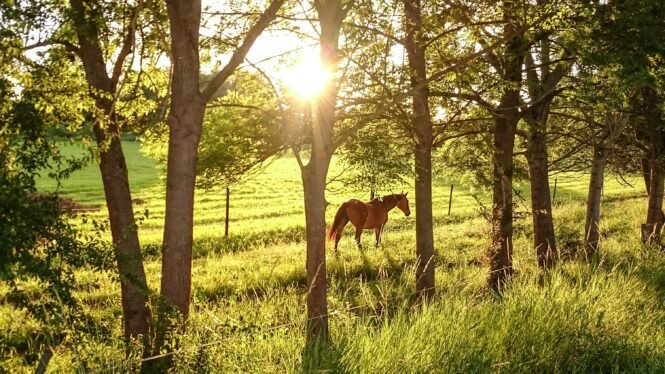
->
[3, 142, 662, 372]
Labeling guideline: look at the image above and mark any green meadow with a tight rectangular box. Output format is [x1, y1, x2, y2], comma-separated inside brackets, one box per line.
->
[4, 141, 665, 372]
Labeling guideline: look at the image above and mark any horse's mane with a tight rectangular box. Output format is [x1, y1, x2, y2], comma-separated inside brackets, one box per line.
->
[380, 194, 403, 206]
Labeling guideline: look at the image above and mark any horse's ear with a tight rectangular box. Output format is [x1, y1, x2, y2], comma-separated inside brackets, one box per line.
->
[404, 191, 408, 197]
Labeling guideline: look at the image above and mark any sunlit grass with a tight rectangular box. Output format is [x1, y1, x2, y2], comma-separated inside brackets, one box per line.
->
[4, 141, 662, 372]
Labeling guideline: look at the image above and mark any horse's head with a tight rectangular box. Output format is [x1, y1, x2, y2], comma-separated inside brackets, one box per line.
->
[397, 191, 411, 216]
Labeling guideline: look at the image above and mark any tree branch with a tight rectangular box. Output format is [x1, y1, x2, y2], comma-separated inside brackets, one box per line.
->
[201, 0, 285, 103]
[111, 0, 144, 87]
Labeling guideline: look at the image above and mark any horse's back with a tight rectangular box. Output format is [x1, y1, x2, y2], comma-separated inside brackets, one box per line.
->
[345, 198, 386, 229]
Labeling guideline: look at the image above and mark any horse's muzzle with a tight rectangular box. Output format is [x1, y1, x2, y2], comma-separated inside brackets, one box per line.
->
[405, 212, 411, 217]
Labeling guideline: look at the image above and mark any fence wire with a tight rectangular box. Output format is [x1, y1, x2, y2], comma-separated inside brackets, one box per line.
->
[89, 267, 509, 373]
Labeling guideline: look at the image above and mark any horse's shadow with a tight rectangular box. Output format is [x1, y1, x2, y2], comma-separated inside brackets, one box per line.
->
[328, 246, 409, 284]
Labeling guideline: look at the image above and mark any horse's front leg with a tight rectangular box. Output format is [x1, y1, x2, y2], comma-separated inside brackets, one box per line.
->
[374, 226, 381, 248]
[355, 226, 363, 250]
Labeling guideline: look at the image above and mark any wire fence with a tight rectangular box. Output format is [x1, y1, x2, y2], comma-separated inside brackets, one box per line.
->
[90, 267, 510, 373]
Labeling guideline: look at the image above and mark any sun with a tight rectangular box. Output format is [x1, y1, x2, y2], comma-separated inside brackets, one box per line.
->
[283, 56, 331, 99]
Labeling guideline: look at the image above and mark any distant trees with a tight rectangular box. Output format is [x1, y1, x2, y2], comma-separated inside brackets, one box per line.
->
[582, 0, 665, 245]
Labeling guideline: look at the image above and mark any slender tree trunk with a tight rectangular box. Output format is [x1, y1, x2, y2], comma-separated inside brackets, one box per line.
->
[154, 3, 284, 362]
[487, 2, 524, 290]
[161, 0, 204, 319]
[488, 115, 517, 290]
[639, 87, 665, 244]
[525, 114, 557, 268]
[643, 161, 665, 243]
[404, 0, 434, 302]
[642, 157, 651, 195]
[584, 144, 608, 255]
[71, 0, 150, 342]
[584, 113, 629, 255]
[94, 124, 151, 339]
[148, 4, 205, 367]
[298, 0, 346, 343]
[161, 105, 204, 317]
[302, 158, 331, 341]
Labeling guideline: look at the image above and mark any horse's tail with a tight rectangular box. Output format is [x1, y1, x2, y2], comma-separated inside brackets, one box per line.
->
[327, 202, 349, 241]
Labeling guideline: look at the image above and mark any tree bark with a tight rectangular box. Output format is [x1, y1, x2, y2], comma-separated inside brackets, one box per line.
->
[404, 0, 435, 302]
[302, 158, 331, 341]
[584, 144, 608, 256]
[643, 161, 665, 243]
[95, 125, 151, 339]
[298, 0, 346, 342]
[487, 2, 524, 291]
[584, 113, 628, 256]
[639, 87, 665, 244]
[642, 157, 651, 195]
[489, 115, 517, 290]
[161, 0, 204, 321]
[525, 108, 556, 269]
[71, 0, 150, 342]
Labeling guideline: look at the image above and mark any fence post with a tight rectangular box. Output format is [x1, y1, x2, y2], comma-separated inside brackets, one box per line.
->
[225, 186, 230, 237]
[448, 184, 454, 216]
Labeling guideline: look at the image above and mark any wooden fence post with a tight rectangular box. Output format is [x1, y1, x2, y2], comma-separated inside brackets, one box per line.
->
[225, 186, 230, 237]
[448, 184, 454, 216]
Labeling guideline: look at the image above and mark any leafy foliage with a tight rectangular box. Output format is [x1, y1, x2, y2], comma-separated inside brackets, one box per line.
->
[339, 120, 411, 195]
[0, 76, 111, 369]
[142, 71, 286, 189]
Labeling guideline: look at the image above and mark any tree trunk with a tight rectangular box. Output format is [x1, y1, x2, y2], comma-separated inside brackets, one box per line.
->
[150, 4, 204, 366]
[95, 125, 151, 339]
[487, 2, 524, 291]
[302, 158, 331, 341]
[297, 0, 346, 343]
[161, 105, 204, 317]
[639, 87, 665, 244]
[161, 0, 204, 319]
[71, 0, 150, 342]
[584, 144, 608, 256]
[404, 0, 435, 302]
[643, 162, 665, 243]
[525, 118, 556, 268]
[488, 115, 517, 290]
[585, 113, 629, 255]
[642, 157, 651, 195]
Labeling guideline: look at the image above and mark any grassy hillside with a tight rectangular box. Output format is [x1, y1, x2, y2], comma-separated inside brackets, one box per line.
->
[4, 141, 664, 372]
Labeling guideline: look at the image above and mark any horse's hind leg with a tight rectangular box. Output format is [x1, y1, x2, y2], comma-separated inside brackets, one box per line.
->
[334, 221, 348, 255]
[355, 226, 363, 250]
[375, 226, 383, 248]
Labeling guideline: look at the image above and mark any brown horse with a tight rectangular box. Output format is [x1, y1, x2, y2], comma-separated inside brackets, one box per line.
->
[327, 192, 411, 253]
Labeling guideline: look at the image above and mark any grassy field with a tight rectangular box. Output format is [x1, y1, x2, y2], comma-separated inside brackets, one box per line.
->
[3, 141, 665, 372]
